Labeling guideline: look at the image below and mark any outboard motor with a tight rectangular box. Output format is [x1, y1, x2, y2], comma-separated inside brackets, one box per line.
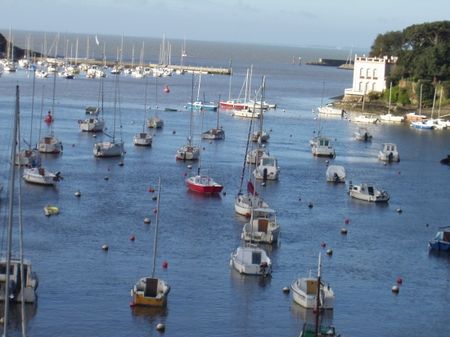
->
[54, 171, 63, 181]
[263, 168, 268, 182]
[388, 152, 394, 162]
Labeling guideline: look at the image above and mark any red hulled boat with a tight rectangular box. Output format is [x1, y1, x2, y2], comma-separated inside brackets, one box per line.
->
[186, 175, 223, 194]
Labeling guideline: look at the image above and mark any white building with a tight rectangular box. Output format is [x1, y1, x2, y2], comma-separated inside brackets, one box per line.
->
[344, 55, 397, 98]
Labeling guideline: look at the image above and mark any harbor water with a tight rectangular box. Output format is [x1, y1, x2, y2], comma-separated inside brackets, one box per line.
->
[0, 35, 449, 337]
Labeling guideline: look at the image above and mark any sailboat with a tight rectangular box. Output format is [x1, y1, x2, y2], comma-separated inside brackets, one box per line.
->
[235, 111, 269, 217]
[380, 82, 404, 123]
[133, 78, 153, 146]
[291, 253, 335, 310]
[176, 75, 200, 161]
[79, 77, 105, 132]
[1, 86, 38, 308]
[130, 179, 170, 307]
[93, 74, 125, 157]
[37, 72, 63, 153]
[201, 95, 224, 140]
[186, 74, 218, 111]
[147, 77, 164, 129]
[250, 77, 270, 143]
[410, 84, 434, 130]
[295, 254, 339, 337]
[15, 67, 42, 167]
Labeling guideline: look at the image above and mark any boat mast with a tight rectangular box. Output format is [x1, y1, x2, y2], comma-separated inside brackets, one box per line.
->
[388, 82, 392, 114]
[188, 73, 194, 145]
[151, 178, 162, 278]
[419, 84, 423, 115]
[237, 108, 254, 194]
[3, 86, 20, 337]
[143, 77, 149, 132]
[227, 61, 233, 101]
[315, 253, 322, 337]
[29, 67, 36, 149]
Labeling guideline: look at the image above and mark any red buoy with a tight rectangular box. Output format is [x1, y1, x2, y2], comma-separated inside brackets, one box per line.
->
[320, 242, 327, 248]
[344, 218, 350, 225]
[396, 277, 403, 285]
[162, 260, 168, 269]
[130, 235, 136, 241]
[148, 187, 155, 193]
[163, 85, 170, 93]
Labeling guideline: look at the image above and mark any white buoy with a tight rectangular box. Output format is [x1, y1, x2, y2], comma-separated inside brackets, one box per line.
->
[326, 248, 333, 256]
[282, 286, 290, 294]
[187, 164, 192, 169]
[74, 190, 81, 197]
[340, 227, 348, 235]
[396, 208, 403, 213]
[156, 323, 166, 332]
[392, 285, 400, 294]
[144, 217, 151, 224]
[101, 244, 109, 251]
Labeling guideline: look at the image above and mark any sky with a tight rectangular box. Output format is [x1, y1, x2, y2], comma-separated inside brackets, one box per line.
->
[2, 0, 449, 49]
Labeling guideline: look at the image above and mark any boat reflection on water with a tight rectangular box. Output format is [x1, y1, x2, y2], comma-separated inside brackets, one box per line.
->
[230, 266, 272, 288]
[291, 305, 337, 337]
[130, 305, 168, 321]
[0, 303, 37, 332]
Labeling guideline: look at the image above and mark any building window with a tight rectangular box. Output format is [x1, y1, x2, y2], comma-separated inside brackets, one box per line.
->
[373, 68, 377, 78]
[359, 68, 364, 78]
[366, 68, 371, 79]
[372, 82, 376, 91]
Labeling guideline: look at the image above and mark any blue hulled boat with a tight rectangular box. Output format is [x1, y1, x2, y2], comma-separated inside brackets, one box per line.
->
[429, 227, 450, 251]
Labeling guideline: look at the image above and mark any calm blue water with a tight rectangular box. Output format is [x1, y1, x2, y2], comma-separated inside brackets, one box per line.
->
[0, 36, 450, 337]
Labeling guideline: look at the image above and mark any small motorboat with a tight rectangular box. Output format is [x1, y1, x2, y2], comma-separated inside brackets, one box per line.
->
[348, 182, 389, 203]
[378, 143, 400, 162]
[354, 127, 372, 141]
[185, 173, 223, 194]
[352, 113, 379, 124]
[230, 245, 271, 276]
[311, 136, 335, 158]
[44, 205, 59, 216]
[147, 116, 164, 129]
[326, 165, 346, 183]
[0, 258, 38, 303]
[23, 167, 62, 186]
[429, 227, 450, 251]
[253, 153, 279, 181]
[440, 155, 450, 165]
[38, 135, 63, 154]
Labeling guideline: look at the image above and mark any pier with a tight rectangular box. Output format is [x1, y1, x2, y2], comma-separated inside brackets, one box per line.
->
[67, 58, 232, 75]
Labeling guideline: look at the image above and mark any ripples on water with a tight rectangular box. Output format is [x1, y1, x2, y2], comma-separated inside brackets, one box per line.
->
[0, 37, 449, 337]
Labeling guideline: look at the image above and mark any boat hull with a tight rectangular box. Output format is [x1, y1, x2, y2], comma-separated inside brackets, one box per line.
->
[93, 141, 124, 157]
[186, 176, 223, 194]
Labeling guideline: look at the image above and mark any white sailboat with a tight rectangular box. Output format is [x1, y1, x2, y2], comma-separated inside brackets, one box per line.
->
[15, 67, 41, 167]
[176, 75, 200, 161]
[250, 77, 270, 143]
[291, 253, 335, 309]
[380, 83, 404, 123]
[93, 74, 125, 157]
[201, 95, 224, 140]
[235, 110, 269, 217]
[133, 78, 153, 146]
[131, 179, 170, 307]
[1, 86, 38, 311]
[37, 72, 63, 154]
[79, 77, 105, 132]
[147, 77, 164, 129]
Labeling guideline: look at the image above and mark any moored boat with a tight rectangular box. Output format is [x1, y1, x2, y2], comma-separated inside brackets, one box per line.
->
[23, 167, 62, 186]
[429, 227, 450, 251]
[348, 182, 389, 203]
[230, 245, 272, 276]
[185, 174, 223, 194]
[241, 207, 280, 244]
[325, 165, 346, 183]
[378, 143, 400, 162]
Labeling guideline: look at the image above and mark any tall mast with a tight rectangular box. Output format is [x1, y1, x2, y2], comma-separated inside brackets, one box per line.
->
[315, 253, 322, 337]
[3, 86, 20, 337]
[388, 82, 392, 114]
[151, 178, 162, 278]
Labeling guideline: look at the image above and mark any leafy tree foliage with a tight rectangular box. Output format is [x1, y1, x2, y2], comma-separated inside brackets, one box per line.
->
[370, 21, 450, 83]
